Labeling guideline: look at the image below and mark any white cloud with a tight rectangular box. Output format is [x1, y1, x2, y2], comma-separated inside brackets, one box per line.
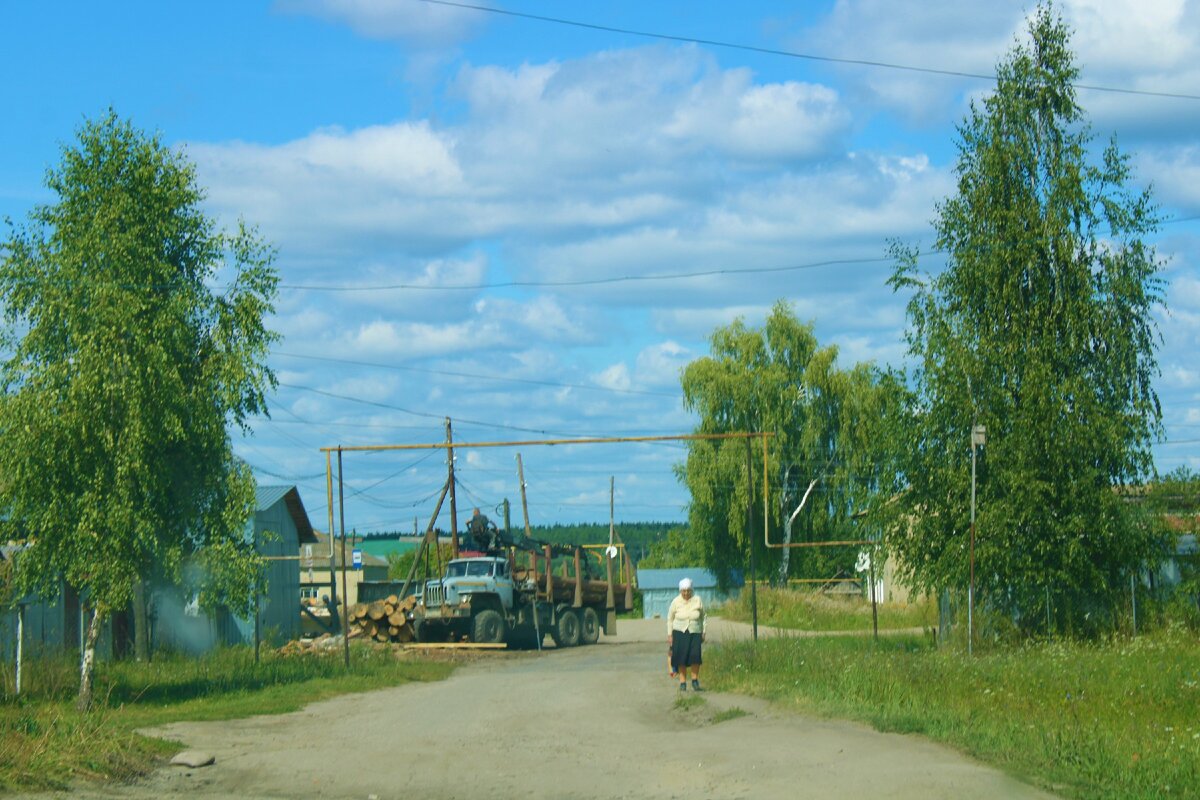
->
[634, 341, 692, 388]
[188, 46, 876, 293]
[797, 0, 1200, 138]
[1172, 275, 1200, 311]
[275, 0, 483, 45]
[594, 363, 632, 392]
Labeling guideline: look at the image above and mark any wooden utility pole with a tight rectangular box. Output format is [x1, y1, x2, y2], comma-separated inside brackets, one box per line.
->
[326, 449, 339, 632]
[516, 454, 533, 540]
[338, 447, 350, 668]
[446, 417, 459, 557]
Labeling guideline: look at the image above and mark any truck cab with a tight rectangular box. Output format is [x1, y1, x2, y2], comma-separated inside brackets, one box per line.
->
[423, 556, 514, 614]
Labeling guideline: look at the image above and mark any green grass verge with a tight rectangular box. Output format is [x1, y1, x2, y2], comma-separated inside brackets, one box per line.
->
[0, 645, 453, 792]
[718, 587, 936, 632]
[708, 629, 1200, 799]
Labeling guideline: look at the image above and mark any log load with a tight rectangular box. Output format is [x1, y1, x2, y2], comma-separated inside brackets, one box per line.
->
[347, 594, 419, 644]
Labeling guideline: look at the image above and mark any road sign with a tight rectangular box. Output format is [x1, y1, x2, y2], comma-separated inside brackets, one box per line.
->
[352, 548, 362, 570]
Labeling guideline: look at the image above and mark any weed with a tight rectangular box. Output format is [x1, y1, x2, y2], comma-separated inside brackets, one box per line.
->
[673, 694, 707, 712]
[710, 707, 749, 724]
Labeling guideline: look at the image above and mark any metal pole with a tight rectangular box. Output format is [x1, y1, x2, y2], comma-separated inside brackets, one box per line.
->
[338, 447, 350, 668]
[446, 417, 459, 558]
[254, 593, 261, 665]
[1131, 572, 1138, 637]
[969, 438, 977, 657]
[746, 438, 758, 643]
[869, 549, 878, 641]
[15, 604, 24, 697]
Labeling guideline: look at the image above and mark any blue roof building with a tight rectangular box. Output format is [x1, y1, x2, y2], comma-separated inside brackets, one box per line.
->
[636, 567, 741, 620]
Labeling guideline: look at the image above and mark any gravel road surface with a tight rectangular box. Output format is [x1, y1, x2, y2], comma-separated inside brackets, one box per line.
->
[24, 618, 1055, 800]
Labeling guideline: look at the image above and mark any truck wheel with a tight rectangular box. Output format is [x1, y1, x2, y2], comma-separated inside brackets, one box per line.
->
[579, 607, 600, 645]
[472, 609, 507, 645]
[552, 608, 581, 647]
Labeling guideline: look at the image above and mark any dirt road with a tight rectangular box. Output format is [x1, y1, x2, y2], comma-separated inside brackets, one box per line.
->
[35, 619, 1055, 800]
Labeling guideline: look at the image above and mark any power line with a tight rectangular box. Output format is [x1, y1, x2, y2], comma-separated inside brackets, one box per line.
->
[272, 350, 680, 399]
[277, 254, 895, 293]
[413, 0, 1200, 102]
[276, 381, 596, 438]
[274, 215, 1200, 294]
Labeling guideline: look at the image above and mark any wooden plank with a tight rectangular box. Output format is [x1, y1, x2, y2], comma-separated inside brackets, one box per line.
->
[402, 642, 509, 650]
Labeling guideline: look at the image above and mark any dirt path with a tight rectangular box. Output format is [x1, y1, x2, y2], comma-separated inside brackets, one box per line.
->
[32, 619, 1055, 800]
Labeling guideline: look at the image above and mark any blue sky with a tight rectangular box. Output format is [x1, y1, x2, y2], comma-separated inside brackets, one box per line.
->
[3, 1, 1199, 535]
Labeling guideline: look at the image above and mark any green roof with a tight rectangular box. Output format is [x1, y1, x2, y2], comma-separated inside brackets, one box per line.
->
[358, 538, 421, 558]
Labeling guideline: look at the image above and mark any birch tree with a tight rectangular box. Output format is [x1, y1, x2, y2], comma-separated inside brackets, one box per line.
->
[887, 7, 1165, 632]
[678, 302, 899, 588]
[0, 111, 278, 708]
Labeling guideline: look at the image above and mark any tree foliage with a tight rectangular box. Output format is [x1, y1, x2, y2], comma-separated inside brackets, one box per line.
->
[886, 7, 1165, 632]
[0, 111, 278, 701]
[678, 301, 900, 589]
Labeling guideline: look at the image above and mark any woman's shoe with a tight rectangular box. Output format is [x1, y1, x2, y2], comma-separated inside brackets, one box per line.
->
[691, 680, 703, 692]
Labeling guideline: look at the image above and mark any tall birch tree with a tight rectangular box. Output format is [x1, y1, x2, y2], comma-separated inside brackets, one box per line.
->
[0, 111, 278, 708]
[887, 7, 1165, 633]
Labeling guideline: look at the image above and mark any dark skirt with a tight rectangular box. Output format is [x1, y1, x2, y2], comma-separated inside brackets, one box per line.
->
[671, 630, 703, 671]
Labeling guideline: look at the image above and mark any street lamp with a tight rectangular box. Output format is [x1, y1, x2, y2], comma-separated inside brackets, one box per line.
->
[969, 423, 986, 655]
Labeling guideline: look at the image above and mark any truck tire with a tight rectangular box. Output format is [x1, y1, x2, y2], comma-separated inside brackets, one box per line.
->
[472, 609, 507, 644]
[579, 607, 601, 645]
[552, 608, 581, 647]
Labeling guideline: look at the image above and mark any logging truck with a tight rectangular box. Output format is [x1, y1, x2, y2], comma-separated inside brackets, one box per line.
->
[408, 546, 634, 648]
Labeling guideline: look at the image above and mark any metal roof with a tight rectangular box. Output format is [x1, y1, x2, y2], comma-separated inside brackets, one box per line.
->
[255, 484, 317, 543]
[635, 568, 729, 591]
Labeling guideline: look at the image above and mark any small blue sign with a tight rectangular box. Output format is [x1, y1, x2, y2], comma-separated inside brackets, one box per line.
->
[352, 548, 362, 570]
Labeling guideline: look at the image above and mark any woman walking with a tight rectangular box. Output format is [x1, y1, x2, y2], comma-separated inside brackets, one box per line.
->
[667, 577, 706, 691]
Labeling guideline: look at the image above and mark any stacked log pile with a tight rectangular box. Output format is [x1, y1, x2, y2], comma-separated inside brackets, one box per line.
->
[348, 594, 418, 643]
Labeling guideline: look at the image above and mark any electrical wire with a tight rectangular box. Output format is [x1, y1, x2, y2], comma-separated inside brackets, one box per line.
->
[271, 351, 680, 398]
[411, 0, 1200, 102]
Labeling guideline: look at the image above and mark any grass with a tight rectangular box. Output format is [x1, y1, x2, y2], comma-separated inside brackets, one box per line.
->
[710, 706, 749, 724]
[672, 693, 707, 712]
[0, 644, 454, 792]
[718, 587, 937, 632]
[707, 627, 1200, 799]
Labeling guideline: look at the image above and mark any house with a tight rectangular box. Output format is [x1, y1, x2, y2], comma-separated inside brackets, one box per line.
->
[636, 568, 741, 619]
[299, 531, 390, 608]
[0, 545, 129, 661]
[151, 484, 318, 653]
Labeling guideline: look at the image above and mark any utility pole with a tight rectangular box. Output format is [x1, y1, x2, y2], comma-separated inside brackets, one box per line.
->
[969, 424, 986, 656]
[446, 417, 459, 558]
[325, 449, 338, 632]
[338, 446, 350, 668]
[745, 438, 758, 642]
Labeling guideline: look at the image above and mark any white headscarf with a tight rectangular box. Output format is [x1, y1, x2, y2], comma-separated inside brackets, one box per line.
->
[679, 577, 693, 591]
